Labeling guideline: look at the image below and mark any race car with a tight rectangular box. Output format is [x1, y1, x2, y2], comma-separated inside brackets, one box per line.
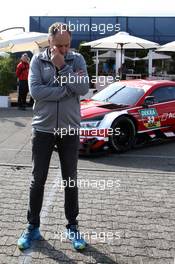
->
[80, 79, 175, 154]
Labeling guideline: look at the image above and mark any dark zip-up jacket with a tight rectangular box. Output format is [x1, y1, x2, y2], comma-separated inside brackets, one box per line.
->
[29, 49, 89, 133]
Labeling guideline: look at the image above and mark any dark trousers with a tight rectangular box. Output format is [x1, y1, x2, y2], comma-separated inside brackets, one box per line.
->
[18, 80, 29, 108]
[27, 130, 79, 228]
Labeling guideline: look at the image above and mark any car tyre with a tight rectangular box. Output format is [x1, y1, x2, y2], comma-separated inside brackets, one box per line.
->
[109, 116, 136, 153]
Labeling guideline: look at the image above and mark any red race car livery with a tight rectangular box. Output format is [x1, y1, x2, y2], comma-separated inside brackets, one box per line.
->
[80, 79, 175, 154]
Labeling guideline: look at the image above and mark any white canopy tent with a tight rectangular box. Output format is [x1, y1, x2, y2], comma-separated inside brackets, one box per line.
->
[93, 50, 116, 60]
[135, 51, 171, 75]
[136, 52, 171, 61]
[0, 32, 49, 53]
[92, 50, 135, 61]
[81, 31, 159, 78]
[156, 41, 175, 52]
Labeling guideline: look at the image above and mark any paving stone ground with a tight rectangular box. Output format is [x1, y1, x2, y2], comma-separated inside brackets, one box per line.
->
[1, 108, 175, 264]
[0, 165, 175, 264]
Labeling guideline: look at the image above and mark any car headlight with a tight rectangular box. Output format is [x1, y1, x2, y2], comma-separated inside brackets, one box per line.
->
[81, 120, 101, 128]
[80, 116, 104, 129]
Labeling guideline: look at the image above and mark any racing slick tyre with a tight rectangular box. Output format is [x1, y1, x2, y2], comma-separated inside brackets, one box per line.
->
[109, 116, 136, 153]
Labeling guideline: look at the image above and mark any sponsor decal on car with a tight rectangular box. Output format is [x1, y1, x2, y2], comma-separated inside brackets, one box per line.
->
[161, 112, 175, 121]
[139, 108, 161, 129]
[139, 108, 157, 117]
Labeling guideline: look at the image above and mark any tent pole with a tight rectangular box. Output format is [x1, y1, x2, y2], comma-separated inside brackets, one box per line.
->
[96, 49, 99, 78]
[120, 44, 124, 79]
[148, 50, 153, 78]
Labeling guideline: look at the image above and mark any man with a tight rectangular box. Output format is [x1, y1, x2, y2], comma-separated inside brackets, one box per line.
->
[17, 22, 89, 250]
[16, 53, 30, 110]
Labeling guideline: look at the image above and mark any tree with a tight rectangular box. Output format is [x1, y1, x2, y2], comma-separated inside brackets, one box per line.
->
[0, 55, 17, 96]
[78, 43, 96, 88]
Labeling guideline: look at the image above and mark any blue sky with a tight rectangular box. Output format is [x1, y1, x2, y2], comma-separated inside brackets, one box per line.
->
[0, 0, 175, 35]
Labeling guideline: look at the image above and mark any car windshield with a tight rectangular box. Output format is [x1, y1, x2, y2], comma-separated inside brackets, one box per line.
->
[92, 82, 145, 105]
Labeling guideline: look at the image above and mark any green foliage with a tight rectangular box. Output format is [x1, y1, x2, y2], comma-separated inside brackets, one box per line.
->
[78, 43, 96, 79]
[0, 55, 17, 95]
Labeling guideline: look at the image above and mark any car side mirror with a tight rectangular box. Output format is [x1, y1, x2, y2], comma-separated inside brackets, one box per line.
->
[143, 96, 155, 108]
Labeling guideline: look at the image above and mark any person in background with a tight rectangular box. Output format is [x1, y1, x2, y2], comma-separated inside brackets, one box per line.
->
[16, 53, 30, 110]
[119, 62, 128, 80]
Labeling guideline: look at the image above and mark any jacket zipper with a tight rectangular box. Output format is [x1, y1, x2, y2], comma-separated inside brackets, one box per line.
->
[56, 101, 59, 132]
[55, 67, 59, 133]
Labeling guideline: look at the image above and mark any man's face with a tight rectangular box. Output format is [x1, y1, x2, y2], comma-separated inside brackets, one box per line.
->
[49, 31, 71, 56]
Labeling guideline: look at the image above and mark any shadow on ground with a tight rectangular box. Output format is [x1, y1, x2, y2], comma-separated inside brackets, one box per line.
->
[19, 239, 118, 264]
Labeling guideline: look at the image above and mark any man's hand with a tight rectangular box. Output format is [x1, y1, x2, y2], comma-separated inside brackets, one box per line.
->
[51, 46, 65, 69]
[76, 70, 84, 76]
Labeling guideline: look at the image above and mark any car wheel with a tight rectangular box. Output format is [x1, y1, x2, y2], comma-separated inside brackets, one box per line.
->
[109, 116, 136, 153]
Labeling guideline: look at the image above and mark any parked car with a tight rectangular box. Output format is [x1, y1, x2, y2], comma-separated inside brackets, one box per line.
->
[80, 79, 175, 154]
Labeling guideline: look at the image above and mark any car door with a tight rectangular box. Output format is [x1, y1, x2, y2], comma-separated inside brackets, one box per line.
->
[150, 86, 175, 129]
[132, 85, 175, 133]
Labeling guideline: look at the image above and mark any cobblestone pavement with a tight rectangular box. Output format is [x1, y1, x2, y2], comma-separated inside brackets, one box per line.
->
[0, 164, 175, 264]
[1, 108, 175, 264]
